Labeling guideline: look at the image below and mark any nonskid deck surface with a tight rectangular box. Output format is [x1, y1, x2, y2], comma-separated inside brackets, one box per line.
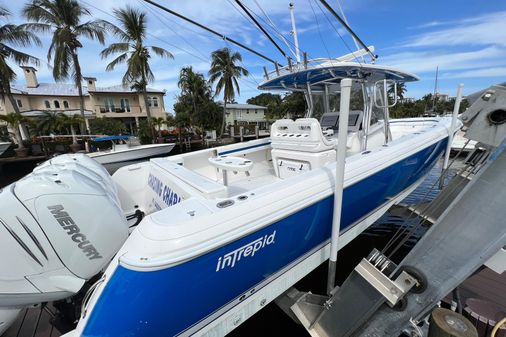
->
[226, 160, 279, 196]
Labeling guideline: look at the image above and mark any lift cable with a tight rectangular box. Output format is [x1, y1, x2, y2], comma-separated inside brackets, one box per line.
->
[142, 0, 281, 66]
[252, 0, 297, 59]
[318, 0, 377, 61]
[234, 0, 289, 60]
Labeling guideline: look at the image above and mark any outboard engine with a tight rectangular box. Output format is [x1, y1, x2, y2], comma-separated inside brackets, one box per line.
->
[0, 154, 128, 334]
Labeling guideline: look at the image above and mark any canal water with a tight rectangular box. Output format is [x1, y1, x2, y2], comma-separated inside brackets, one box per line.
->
[0, 156, 461, 337]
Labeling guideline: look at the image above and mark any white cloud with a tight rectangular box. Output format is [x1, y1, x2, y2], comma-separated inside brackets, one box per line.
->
[380, 46, 506, 75]
[402, 11, 506, 48]
[441, 67, 506, 79]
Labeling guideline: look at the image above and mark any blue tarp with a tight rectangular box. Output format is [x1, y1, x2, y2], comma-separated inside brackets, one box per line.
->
[93, 135, 130, 142]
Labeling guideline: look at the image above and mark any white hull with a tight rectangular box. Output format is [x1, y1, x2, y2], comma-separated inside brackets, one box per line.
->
[87, 143, 175, 164]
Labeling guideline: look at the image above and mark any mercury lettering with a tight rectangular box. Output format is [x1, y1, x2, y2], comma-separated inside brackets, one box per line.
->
[47, 205, 102, 260]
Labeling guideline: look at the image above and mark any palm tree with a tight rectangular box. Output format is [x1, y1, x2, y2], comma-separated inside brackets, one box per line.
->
[0, 113, 27, 152]
[0, 6, 40, 149]
[36, 111, 65, 135]
[388, 82, 407, 101]
[178, 66, 209, 129]
[60, 113, 83, 144]
[208, 47, 249, 137]
[151, 117, 165, 137]
[101, 6, 173, 142]
[23, 0, 111, 130]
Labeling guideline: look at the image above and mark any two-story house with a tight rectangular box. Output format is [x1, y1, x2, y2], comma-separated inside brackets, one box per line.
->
[224, 103, 269, 130]
[0, 66, 167, 136]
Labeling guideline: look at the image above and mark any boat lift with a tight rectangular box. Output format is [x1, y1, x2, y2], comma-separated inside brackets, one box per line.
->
[279, 83, 506, 337]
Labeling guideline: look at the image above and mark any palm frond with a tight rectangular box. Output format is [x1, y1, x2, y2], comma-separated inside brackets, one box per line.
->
[150, 46, 173, 59]
[105, 52, 128, 71]
[74, 20, 107, 45]
[100, 42, 129, 59]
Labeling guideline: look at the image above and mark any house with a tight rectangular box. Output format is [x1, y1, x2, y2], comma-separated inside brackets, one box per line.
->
[0, 66, 168, 135]
[224, 103, 269, 130]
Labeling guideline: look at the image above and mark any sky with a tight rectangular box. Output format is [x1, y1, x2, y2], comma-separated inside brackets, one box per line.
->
[4, 0, 506, 112]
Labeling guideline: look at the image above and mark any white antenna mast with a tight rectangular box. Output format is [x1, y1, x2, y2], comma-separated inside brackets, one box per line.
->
[289, 3, 301, 64]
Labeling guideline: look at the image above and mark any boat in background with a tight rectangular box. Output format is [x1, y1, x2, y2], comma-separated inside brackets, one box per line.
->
[86, 135, 175, 164]
[0, 141, 11, 156]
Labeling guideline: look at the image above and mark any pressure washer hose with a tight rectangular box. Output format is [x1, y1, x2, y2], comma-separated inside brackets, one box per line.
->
[492, 317, 506, 337]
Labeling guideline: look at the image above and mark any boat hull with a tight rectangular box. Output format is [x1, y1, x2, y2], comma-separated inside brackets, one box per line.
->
[80, 138, 447, 337]
[87, 143, 175, 164]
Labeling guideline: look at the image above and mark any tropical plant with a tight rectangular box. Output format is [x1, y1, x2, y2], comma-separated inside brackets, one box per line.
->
[101, 6, 173, 142]
[388, 82, 407, 100]
[23, 0, 111, 130]
[208, 47, 249, 137]
[0, 112, 27, 148]
[247, 93, 282, 120]
[176, 66, 221, 136]
[89, 117, 125, 135]
[280, 92, 306, 119]
[37, 111, 65, 135]
[151, 117, 165, 137]
[0, 6, 40, 150]
[60, 113, 83, 144]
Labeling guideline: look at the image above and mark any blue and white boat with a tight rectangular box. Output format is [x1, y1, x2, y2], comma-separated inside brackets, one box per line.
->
[67, 60, 458, 337]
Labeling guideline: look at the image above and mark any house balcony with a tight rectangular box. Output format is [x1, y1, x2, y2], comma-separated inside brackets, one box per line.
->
[95, 105, 142, 114]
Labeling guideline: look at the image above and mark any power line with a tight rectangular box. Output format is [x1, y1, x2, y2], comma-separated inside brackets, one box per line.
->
[308, 0, 332, 60]
[234, 0, 289, 59]
[142, 0, 280, 66]
[137, 0, 209, 61]
[80, 0, 209, 63]
[318, 0, 377, 61]
[312, 0, 359, 63]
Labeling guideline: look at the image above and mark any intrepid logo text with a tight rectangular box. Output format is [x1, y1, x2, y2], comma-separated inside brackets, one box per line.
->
[48, 205, 102, 260]
[216, 231, 276, 272]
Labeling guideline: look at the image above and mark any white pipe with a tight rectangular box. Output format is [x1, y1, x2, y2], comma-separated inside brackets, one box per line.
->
[326, 78, 352, 294]
[442, 83, 464, 171]
[289, 3, 301, 64]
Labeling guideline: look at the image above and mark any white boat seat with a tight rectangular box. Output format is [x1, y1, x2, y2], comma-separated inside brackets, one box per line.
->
[270, 118, 337, 152]
[270, 118, 337, 179]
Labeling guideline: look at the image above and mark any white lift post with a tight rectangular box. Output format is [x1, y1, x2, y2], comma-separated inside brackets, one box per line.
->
[327, 78, 352, 294]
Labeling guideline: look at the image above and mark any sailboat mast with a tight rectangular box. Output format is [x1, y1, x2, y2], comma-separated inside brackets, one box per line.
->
[432, 66, 439, 112]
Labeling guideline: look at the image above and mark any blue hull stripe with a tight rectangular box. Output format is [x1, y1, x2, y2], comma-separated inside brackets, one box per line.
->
[82, 139, 447, 337]
[218, 141, 271, 155]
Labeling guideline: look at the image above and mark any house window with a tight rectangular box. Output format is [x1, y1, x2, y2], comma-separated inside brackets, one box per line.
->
[104, 98, 115, 112]
[44, 100, 50, 109]
[148, 96, 159, 107]
[63, 100, 69, 109]
[120, 98, 130, 112]
[16, 99, 22, 108]
[54, 100, 60, 109]
[255, 110, 258, 114]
